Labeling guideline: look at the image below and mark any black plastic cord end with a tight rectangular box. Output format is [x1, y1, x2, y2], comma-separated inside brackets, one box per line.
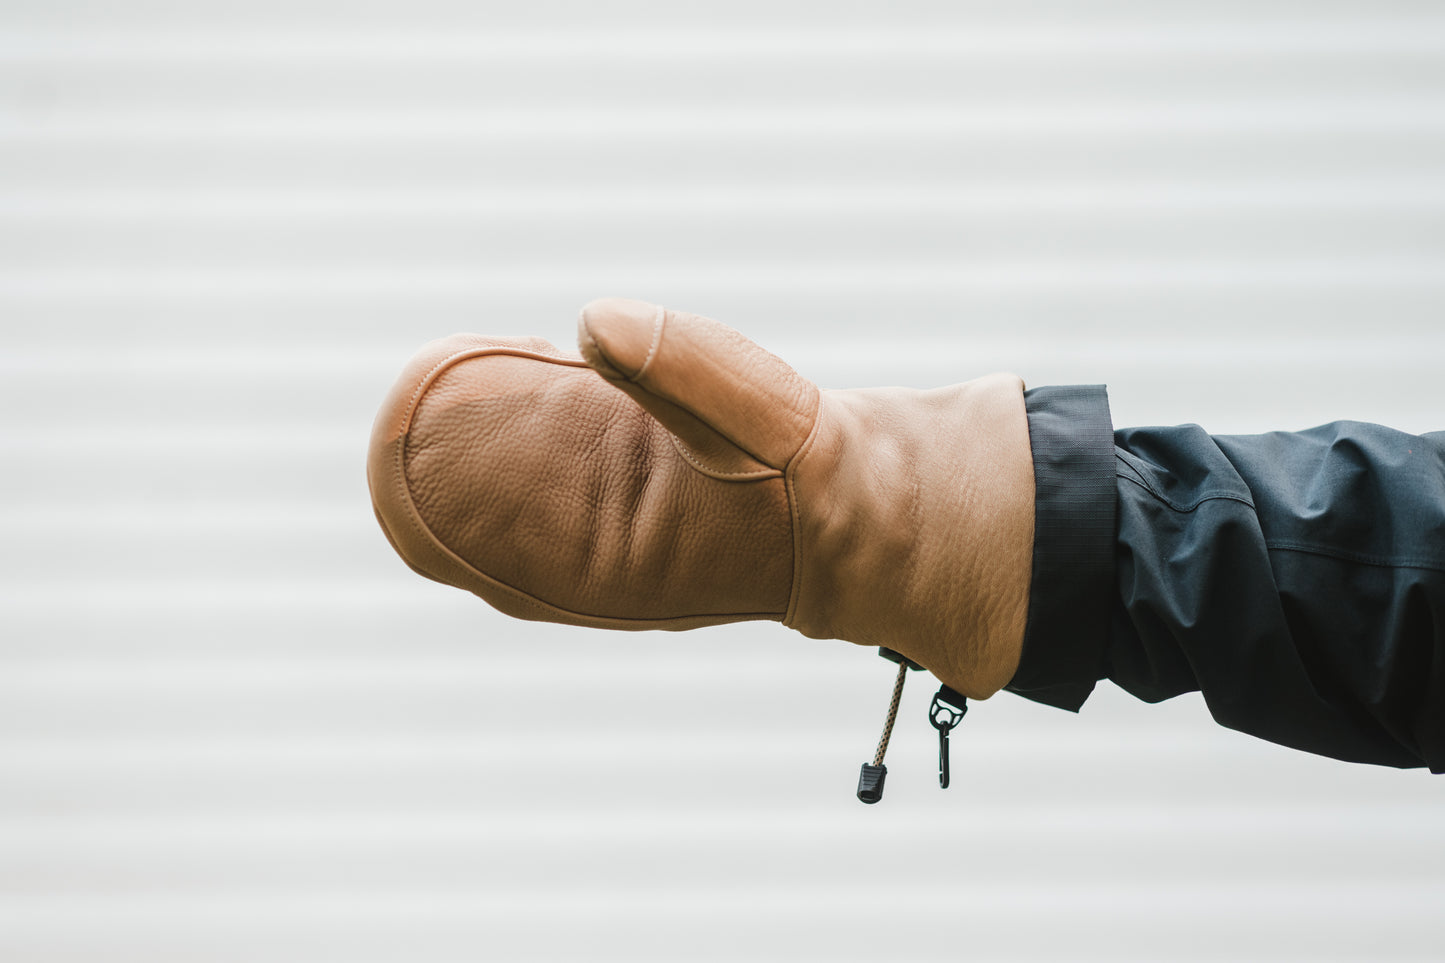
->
[856, 763, 887, 804]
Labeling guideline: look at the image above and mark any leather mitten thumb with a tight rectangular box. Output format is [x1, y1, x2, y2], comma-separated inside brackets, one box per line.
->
[368, 298, 1035, 699]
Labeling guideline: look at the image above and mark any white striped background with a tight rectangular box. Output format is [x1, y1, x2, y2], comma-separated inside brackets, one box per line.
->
[2, 1, 1443, 960]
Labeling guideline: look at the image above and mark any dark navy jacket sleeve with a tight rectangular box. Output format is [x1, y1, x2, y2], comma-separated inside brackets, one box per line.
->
[1007, 386, 1445, 773]
[1006, 386, 1116, 711]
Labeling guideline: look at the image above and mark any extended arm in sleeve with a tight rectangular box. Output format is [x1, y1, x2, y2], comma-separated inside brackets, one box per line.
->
[1008, 388, 1445, 772]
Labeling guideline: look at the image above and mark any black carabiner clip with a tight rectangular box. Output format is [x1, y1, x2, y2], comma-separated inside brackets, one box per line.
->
[928, 686, 968, 789]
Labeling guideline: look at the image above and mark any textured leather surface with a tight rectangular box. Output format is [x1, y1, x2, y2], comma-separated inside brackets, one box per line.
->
[368, 299, 1035, 697]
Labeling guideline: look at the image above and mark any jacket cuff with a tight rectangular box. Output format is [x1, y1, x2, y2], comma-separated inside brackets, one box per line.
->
[1005, 385, 1116, 712]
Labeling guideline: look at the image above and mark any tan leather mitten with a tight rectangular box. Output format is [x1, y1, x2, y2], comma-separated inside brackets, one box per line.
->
[368, 298, 1036, 699]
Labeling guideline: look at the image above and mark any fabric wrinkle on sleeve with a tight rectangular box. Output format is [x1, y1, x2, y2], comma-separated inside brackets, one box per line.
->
[1005, 385, 1116, 711]
[1109, 421, 1445, 771]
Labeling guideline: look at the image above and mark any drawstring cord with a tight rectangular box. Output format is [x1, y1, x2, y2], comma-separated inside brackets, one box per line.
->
[856, 655, 909, 804]
[857, 647, 968, 804]
[871, 660, 909, 767]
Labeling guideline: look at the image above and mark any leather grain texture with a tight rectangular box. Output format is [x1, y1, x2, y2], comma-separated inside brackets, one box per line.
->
[369, 298, 1035, 697]
[368, 329, 794, 628]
